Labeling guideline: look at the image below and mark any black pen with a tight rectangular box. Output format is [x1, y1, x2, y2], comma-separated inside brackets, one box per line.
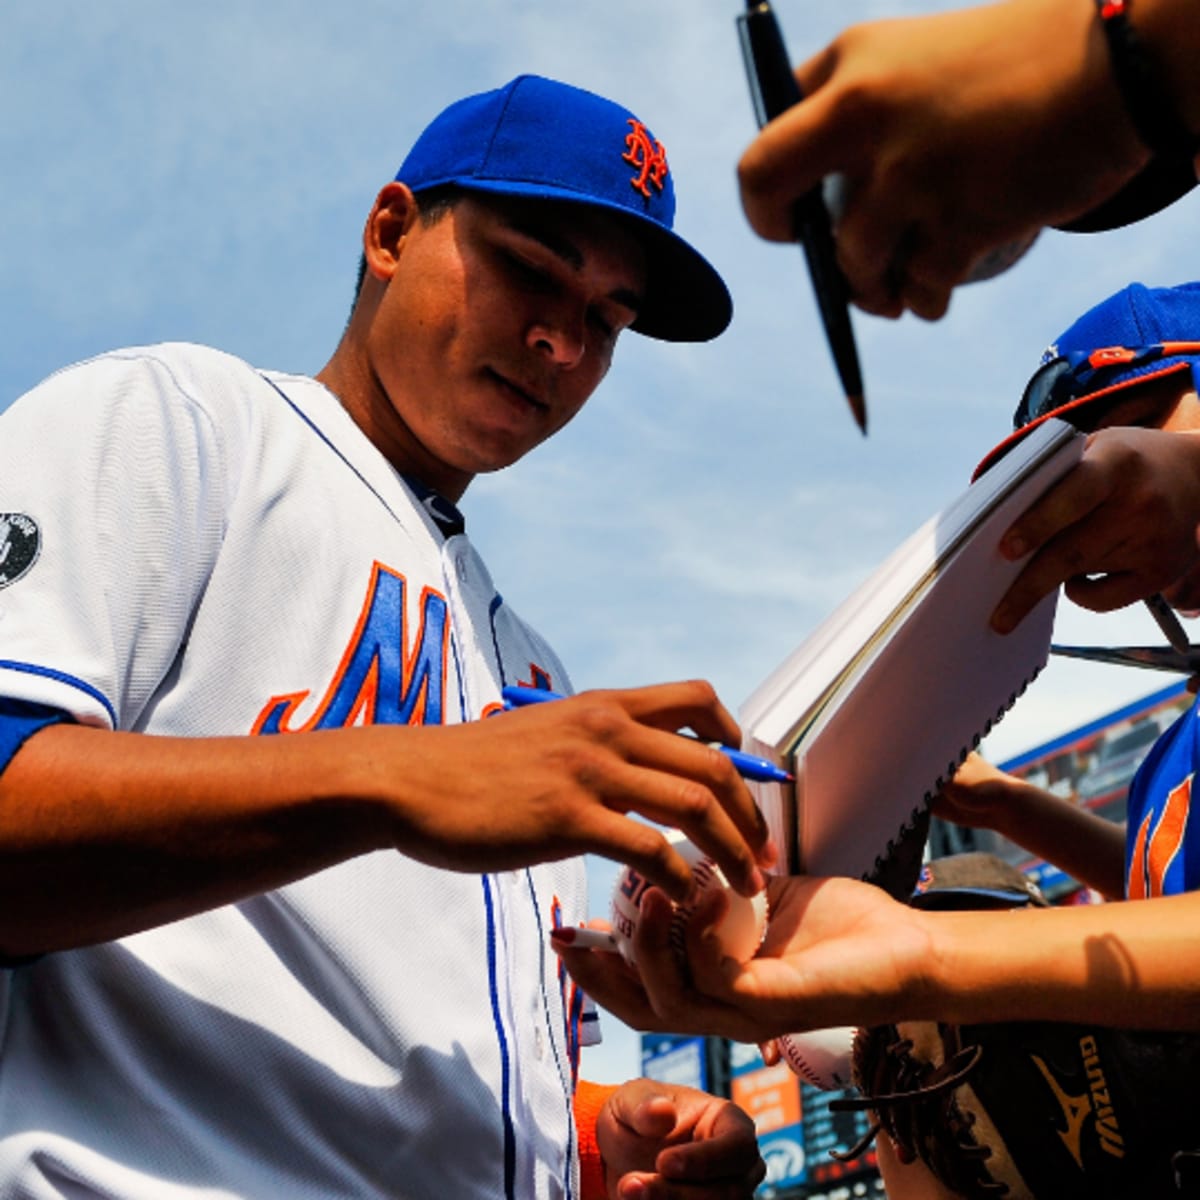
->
[736, 0, 866, 433]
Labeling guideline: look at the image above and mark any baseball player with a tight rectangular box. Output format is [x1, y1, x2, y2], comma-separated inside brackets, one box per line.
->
[561, 281, 1200, 1194]
[0, 76, 772, 1199]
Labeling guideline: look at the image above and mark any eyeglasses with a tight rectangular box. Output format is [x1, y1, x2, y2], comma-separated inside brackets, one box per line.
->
[1013, 341, 1200, 430]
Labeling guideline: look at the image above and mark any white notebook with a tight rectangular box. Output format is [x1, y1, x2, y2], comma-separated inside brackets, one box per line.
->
[740, 417, 1085, 883]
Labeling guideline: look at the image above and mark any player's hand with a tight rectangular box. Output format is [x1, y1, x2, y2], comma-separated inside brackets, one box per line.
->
[991, 427, 1200, 634]
[597, 1078, 765, 1199]
[736, 0, 1147, 320]
[557, 875, 928, 1042]
[375, 680, 775, 903]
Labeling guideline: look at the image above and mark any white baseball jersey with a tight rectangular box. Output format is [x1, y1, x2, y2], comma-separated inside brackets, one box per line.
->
[0, 344, 598, 1199]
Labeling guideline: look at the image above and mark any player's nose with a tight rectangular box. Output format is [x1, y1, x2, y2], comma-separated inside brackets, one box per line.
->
[526, 310, 587, 369]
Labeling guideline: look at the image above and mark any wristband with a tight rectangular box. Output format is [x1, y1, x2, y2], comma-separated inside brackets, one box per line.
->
[1095, 0, 1200, 158]
[573, 1080, 617, 1200]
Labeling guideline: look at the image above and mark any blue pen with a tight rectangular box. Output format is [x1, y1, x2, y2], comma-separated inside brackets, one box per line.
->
[500, 685, 794, 785]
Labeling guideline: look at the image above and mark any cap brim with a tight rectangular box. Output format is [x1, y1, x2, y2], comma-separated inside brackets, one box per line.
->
[416, 177, 732, 342]
[1053, 155, 1198, 233]
[627, 219, 733, 343]
[909, 886, 1037, 911]
[973, 358, 1198, 480]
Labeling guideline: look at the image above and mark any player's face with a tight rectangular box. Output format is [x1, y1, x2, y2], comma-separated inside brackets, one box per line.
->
[364, 191, 646, 500]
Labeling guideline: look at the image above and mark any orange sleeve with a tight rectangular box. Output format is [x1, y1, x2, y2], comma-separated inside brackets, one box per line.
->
[574, 1078, 619, 1200]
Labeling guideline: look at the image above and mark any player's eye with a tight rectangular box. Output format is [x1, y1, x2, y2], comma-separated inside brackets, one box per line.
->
[502, 251, 555, 292]
[588, 309, 616, 339]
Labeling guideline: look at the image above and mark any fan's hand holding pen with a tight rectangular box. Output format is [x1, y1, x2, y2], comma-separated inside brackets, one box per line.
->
[736, 0, 1151, 321]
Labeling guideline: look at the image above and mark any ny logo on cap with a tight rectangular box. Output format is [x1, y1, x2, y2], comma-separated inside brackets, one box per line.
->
[622, 119, 668, 199]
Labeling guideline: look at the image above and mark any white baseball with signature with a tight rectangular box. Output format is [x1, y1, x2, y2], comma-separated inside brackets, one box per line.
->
[610, 828, 768, 969]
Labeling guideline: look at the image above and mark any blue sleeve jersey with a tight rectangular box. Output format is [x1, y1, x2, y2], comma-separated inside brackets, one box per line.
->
[1125, 695, 1200, 898]
[0, 698, 70, 773]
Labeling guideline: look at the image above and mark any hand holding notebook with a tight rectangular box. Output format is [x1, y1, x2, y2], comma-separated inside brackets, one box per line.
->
[740, 418, 1085, 888]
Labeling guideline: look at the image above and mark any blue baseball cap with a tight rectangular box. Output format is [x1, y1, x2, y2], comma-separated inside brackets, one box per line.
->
[974, 281, 1200, 477]
[909, 853, 1047, 911]
[395, 75, 732, 343]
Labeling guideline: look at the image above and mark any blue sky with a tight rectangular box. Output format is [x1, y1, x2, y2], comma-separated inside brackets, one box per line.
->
[3, 1, 1198, 1084]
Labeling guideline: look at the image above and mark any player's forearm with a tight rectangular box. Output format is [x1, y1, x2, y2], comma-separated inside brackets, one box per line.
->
[0, 723, 392, 956]
[927, 891, 1200, 1028]
[989, 779, 1127, 899]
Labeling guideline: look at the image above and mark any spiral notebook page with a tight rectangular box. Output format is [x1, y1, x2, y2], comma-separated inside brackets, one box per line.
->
[741, 418, 1084, 882]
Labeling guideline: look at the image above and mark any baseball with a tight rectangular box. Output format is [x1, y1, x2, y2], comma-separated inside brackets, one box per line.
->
[776, 1027, 857, 1091]
[609, 829, 768, 969]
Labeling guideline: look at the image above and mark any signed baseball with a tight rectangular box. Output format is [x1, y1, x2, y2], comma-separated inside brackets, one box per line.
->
[776, 1027, 857, 1091]
[609, 829, 768, 969]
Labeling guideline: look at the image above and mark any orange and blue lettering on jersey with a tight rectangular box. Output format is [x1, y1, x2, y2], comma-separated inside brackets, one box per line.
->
[253, 561, 449, 734]
[515, 664, 553, 693]
[1125, 697, 1200, 898]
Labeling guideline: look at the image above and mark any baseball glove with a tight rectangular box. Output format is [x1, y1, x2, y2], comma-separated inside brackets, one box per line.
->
[829, 853, 1200, 1198]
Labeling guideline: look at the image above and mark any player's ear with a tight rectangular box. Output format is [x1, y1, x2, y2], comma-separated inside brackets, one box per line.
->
[363, 182, 419, 283]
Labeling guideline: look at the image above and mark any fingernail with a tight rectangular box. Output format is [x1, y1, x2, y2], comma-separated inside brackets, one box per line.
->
[550, 927, 617, 952]
[990, 607, 1014, 635]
